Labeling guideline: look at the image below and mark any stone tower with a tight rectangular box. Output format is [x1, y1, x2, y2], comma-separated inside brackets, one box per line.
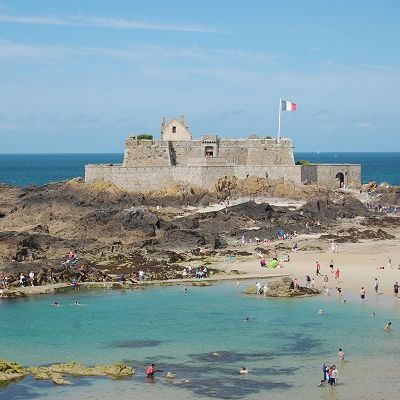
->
[161, 115, 192, 141]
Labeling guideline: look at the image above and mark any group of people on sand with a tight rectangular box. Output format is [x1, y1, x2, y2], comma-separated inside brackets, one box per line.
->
[181, 266, 208, 279]
[61, 251, 78, 268]
[240, 230, 298, 246]
[19, 271, 37, 287]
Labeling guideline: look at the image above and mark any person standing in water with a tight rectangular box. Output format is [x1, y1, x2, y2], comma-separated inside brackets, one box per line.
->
[146, 363, 162, 378]
[360, 287, 366, 300]
[332, 365, 339, 385]
[374, 278, 379, 294]
[338, 348, 345, 363]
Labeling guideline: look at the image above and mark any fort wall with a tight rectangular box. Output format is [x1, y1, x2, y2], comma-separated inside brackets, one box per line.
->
[85, 164, 305, 192]
[301, 164, 361, 187]
[122, 138, 295, 168]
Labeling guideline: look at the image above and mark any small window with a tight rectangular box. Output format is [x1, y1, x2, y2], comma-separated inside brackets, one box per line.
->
[205, 146, 214, 158]
[172, 126, 176, 133]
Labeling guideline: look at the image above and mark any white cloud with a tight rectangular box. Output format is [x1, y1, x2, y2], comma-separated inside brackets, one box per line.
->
[0, 38, 279, 66]
[0, 14, 222, 33]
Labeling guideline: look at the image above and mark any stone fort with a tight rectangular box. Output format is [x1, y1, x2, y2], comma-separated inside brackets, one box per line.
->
[85, 115, 361, 192]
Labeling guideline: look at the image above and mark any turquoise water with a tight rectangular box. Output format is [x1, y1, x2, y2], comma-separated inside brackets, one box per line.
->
[0, 153, 400, 187]
[1, 283, 400, 399]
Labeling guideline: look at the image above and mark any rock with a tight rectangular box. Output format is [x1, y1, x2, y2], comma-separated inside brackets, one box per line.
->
[166, 371, 176, 379]
[47, 361, 134, 377]
[213, 235, 228, 249]
[245, 277, 320, 297]
[0, 359, 29, 382]
[191, 281, 211, 287]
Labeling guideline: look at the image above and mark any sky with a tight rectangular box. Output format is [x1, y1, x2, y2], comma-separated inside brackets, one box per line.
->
[0, 0, 399, 152]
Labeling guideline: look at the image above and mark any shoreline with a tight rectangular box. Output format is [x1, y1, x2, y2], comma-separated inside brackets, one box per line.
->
[0, 273, 291, 299]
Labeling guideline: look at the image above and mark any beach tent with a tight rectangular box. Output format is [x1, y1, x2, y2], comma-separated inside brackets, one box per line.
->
[268, 259, 279, 268]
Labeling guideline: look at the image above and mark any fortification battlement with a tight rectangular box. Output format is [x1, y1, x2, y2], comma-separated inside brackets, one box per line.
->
[123, 135, 295, 168]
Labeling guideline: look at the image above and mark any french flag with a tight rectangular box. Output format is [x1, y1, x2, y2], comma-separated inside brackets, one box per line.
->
[281, 100, 297, 111]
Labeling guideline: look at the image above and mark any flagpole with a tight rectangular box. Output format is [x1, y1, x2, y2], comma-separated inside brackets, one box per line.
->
[278, 98, 281, 139]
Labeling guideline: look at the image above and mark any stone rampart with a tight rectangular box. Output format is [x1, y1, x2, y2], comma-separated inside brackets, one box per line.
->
[122, 138, 295, 168]
[301, 164, 361, 188]
[85, 164, 303, 192]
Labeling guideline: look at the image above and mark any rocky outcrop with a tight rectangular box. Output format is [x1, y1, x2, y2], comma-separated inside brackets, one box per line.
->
[246, 277, 320, 297]
[320, 227, 395, 243]
[0, 359, 134, 386]
[0, 359, 29, 382]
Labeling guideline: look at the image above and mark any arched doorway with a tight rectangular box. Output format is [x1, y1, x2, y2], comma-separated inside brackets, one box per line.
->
[335, 172, 345, 188]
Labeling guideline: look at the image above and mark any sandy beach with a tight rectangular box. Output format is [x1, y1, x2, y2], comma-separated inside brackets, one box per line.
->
[208, 231, 400, 299]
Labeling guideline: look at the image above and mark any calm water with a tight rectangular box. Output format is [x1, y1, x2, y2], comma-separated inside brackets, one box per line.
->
[1, 283, 400, 400]
[0, 153, 399, 187]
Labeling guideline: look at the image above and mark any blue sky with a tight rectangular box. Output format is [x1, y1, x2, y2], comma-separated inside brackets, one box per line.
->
[0, 0, 399, 152]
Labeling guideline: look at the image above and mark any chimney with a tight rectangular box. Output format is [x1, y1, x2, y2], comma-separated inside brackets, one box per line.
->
[179, 114, 185, 124]
[161, 116, 166, 139]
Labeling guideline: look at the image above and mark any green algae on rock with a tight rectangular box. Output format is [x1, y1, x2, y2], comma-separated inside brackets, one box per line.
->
[0, 360, 29, 382]
[1, 360, 134, 386]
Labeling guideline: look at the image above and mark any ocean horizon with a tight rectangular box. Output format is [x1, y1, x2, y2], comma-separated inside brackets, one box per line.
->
[0, 152, 399, 187]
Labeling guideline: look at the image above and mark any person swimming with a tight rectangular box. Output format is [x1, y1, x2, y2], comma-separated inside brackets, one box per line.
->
[51, 302, 59, 306]
[318, 309, 323, 314]
[75, 301, 80, 305]
[240, 367, 249, 374]
[384, 322, 392, 331]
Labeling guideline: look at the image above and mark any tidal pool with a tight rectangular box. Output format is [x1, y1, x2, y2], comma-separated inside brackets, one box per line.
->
[1, 282, 400, 399]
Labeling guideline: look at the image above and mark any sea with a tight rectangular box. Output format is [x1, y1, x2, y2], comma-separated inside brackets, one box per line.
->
[1, 283, 400, 400]
[0, 153, 399, 187]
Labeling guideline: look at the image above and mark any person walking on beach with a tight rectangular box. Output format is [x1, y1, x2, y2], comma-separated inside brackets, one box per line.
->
[330, 259, 334, 274]
[316, 261, 321, 276]
[323, 275, 329, 289]
[374, 278, 379, 294]
[388, 256, 392, 269]
[360, 287, 366, 300]
[394, 282, 399, 298]
[335, 268, 340, 280]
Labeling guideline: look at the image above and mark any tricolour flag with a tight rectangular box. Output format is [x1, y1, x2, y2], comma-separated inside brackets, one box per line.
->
[281, 100, 297, 111]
